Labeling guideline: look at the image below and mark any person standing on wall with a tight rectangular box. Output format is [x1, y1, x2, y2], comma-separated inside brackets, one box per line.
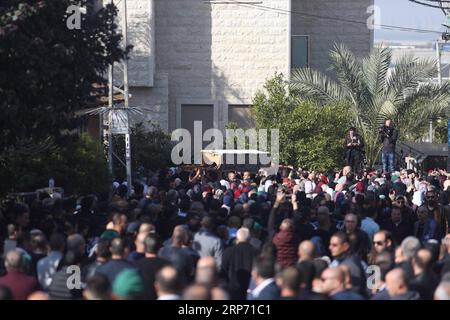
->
[379, 119, 399, 173]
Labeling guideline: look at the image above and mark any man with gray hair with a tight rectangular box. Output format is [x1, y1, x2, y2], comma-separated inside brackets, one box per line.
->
[221, 227, 259, 299]
[395, 236, 421, 283]
[401, 236, 421, 261]
[297, 240, 316, 263]
[0, 250, 39, 300]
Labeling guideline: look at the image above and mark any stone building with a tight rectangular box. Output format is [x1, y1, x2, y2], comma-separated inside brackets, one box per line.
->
[109, 0, 374, 135]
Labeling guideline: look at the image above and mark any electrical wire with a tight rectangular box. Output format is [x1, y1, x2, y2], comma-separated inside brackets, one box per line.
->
[205, 0, 444, 35]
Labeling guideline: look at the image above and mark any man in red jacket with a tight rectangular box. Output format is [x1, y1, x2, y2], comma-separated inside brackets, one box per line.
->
[0, 249, 39, 300]
[273, 219, 299, 268]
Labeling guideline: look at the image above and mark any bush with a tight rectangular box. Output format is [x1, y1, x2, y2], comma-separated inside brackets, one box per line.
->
[112, 122, 173, 180]
[0, 134, 111, 196]
[252, 73, 351, 172]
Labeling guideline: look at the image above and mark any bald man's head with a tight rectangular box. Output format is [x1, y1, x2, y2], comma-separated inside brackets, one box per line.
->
[197, 256, 216, 269]
[196, 256, 217, 285]
[182, 284, 211, 300]
[236, 228, 250, 243]
[280, 219, 294, 231]
[28, 291, 49, 300]
[155, 266, 180, 296]
[298, 240, 316, 262]
[211, 287, 230, 300]
[5, 250, 23, 272]
[139, 223, 155, 235]
[386, 268, 408, 297]
[320, 268, 345, 295]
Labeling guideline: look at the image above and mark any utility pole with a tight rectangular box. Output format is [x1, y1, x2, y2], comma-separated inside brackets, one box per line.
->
[107, 64, 114, 174]
[106, 0, 115, 176]
[430, 39, 443, 144]
[436, 39, 443, 86]
[121, 0, 132, 196]
[104, 0, 132, 196]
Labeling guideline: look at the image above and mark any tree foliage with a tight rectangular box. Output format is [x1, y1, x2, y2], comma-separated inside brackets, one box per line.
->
[0, 0, 126, 149]
[252, 73, 350, 172]
[0, 135, 111, 196]
[0, 1, 126, 195]
[113, 122, 173, 180]
[290, 44, 450, 166]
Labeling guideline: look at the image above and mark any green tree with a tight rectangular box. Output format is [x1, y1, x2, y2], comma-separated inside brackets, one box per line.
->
[0, 0, 126, 195]
[290, 44, 450, 167]
[252, 73, 350, 172]
[0, 135, 111, 196]
[0, 0, 126, 148]
[112, 123, 173, 180]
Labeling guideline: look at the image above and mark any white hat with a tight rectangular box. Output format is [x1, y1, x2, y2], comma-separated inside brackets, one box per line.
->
[220, 179, 230, 190]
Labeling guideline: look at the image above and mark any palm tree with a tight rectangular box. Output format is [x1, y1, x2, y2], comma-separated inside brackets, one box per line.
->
[290, 43, 450, 167]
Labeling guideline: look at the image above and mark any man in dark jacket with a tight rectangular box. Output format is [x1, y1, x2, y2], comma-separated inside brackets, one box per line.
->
[414, 206, 438, 245]
[344, 127, 365, 173]
[95, 237, 136, 285]
[409, 249, 439, 300]
[378, 119, 398, 173]
[343, 213, 370, 262]
[423, 190, 450, 240]
[329, 232, 367, 297]
[321, 267, 365, 300]
[381, 207, 414, 245]
[221, 228, 259, 300]
[248, 256, 280, 300]
[385, 268, 419, 300]
[136, 234, 170, 300]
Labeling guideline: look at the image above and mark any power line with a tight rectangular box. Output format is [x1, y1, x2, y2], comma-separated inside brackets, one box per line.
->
[205, 0, 444, 35]
[409, 0, 450, 14]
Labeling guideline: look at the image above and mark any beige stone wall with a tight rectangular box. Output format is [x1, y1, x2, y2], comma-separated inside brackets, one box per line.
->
[292, 0, 374, 73]
[150, 0, 290, 132]
[124, 0, 373, 133]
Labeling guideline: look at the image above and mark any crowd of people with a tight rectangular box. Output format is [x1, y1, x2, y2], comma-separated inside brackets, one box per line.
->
[1, 163, 450, 300]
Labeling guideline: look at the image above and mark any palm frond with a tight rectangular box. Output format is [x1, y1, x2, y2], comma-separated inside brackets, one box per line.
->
[290, 68, 348, 104]
[387, 54, 437, 102]
[329, 43, 365, 104]
[362, 46, 392, 98]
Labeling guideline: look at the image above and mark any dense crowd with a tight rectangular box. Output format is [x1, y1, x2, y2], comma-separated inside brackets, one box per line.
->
[1, 164, 450, 300]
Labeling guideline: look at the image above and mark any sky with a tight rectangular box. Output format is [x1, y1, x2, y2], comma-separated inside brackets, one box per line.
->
[375, 0, 446, 41]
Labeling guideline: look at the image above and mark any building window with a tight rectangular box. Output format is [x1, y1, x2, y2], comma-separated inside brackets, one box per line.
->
[228, 105, 255, 129]
[291, 35, 309, 69]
